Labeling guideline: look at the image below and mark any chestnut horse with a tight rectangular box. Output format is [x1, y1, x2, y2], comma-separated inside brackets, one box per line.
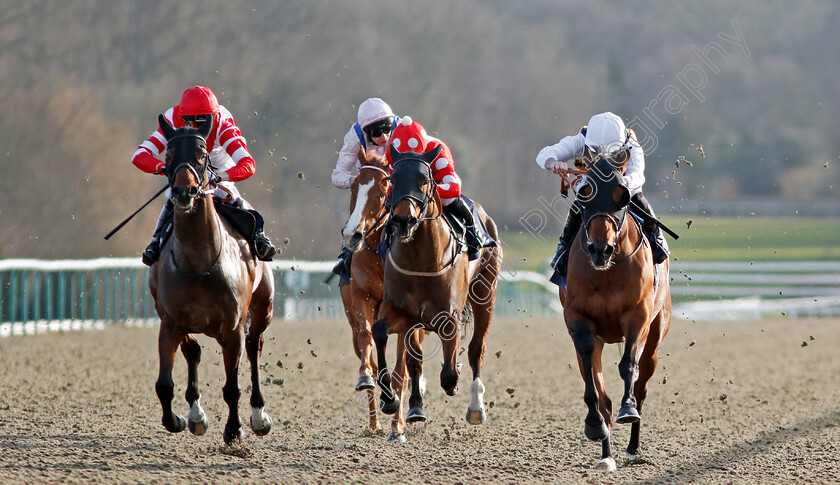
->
[337, 148, 425, 431]
[559, 150, 671, 471]
[372, 145, 502, 443]
[149, 115, 275, 444]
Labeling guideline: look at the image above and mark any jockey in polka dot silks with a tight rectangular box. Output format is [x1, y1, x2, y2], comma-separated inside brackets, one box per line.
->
[386, 116, 491, 261]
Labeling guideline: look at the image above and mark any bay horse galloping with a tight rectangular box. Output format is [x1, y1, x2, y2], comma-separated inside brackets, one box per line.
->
[372, 145, 502, 443]
[559, 149, 671, 471]
[149, 115, 275, 445]
[338, 148, 426, 431]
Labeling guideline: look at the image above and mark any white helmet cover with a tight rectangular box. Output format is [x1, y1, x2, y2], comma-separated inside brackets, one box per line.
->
[357, 98, 394, 128]
[584, 112, 627, 153]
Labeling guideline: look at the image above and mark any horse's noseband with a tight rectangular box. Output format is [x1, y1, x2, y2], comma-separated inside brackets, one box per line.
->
[583, 209, 627, 264]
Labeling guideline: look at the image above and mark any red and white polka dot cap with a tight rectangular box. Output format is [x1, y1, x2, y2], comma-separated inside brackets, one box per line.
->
[386, 116, 441, 163]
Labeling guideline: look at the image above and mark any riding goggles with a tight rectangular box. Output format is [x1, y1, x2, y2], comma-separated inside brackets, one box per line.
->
[183, 115, 210, 128]
[363, 117, 394, 138]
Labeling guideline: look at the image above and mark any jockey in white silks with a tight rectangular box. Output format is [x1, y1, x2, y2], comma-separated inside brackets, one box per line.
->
[535, 112, 668, 276]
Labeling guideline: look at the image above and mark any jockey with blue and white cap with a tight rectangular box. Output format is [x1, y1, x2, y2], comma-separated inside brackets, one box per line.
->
[331, 98, 399, 277]
[536, 112, 668, 274]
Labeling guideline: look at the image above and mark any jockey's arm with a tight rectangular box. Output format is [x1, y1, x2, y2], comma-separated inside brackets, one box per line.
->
[536, 132, 587, 170]
[333, 128, 361, 189]
[132, 121, 170, 174]
[623, 144, 646, 194]
[431, 142, 462, 200]
[217, 117, 255, 183]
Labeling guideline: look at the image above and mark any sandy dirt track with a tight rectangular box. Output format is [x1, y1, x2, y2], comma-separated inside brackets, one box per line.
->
[1, 315, 839, 484]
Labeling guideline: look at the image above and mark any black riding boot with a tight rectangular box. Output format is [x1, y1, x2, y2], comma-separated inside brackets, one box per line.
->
[550, 201, 583, 273]
[236, 200, 276, 261]
[142, 200, 174, 266]
[445, 197, 485, 261]
[631, 193, 669, 264]
[332, 247, 353, 276]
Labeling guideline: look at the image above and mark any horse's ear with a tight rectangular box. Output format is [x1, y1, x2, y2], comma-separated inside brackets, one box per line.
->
[423, 145, 443, 165]
[612, 184, 630, 208]
[389, 144, 401, 163]
[610, 147, 631, 171]
[198, 114, 213, 139]
[576, 180, 594, 205]
[158, 114, 175, 140]
[357, 146, 367, 165]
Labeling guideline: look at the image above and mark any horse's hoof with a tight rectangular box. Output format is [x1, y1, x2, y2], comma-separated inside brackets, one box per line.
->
[386, 432, 406, 443]
[188, 416, 209, 436]
[594, 457, 617, 471]
[616, 405, 641, 424]
[223, 426, 244, 445]
[466, 408, 486, 425]
[356, 375, 375, 391]
[407, 406, 427, 423]
[444, 386, 458, 396]
[625, 451, 639, 462]
[380, 396, 400, 415]
[250, 414, 272, 436]
[164, 414, 187, 433]
[584, 421, 609, 442]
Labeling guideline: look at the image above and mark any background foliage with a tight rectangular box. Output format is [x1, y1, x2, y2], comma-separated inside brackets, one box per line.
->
[1, 1, 837, 260]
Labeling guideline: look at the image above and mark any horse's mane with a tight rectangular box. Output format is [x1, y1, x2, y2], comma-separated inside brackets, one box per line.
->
[358, 148, 389, 171]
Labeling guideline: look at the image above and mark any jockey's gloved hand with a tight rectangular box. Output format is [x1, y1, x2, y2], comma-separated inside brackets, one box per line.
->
[208, 171, 222, 185]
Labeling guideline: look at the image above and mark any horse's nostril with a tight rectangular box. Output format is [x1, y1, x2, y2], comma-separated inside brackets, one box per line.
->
[188, 186, 199, 197]
[351, 232, 362, 243]
[587, 243, 596, 254]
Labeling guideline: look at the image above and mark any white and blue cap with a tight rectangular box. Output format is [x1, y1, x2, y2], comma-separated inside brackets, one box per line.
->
[584, 112, 627, 153]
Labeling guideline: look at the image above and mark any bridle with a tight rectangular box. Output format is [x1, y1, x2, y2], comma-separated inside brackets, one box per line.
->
[580, 207, 644, 267]
[388, 157, 439, 224]
[357, 165, 391, 252]
[165, 133, 214, 201]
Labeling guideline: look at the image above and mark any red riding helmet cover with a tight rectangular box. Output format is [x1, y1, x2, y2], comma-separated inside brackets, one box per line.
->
[179, 86, 220, 116]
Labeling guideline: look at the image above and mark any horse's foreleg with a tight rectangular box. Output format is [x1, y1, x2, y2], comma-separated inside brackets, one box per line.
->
[372, 310, 398, 415]
[627, 312, 667, 458]
[569, 319, 614, 470]
[569, 319, 609, 442]
[156, 324, 187, 434]
[387, 331, 409, 443]
[438, 312, 461, 397]
[180, 335, 209, 436]
[405, 328, 426, 424]
[352, 292, 377, 392]
[220, 327, 245, 445]
[616, 323, 651, 426]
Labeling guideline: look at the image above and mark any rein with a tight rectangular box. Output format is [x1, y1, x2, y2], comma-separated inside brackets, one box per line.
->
[357, 165, 391, 252]
[387, 232, 459, 277]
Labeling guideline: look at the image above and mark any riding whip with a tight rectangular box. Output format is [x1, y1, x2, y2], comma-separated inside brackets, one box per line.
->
[629, 200, 680, 240]
[103, 184, 168, 240]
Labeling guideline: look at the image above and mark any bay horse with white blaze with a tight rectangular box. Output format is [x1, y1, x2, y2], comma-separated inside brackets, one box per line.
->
[559, 149, 671, 471]
[372, 145, 502, 443]
[338, 148, 425, 431]
[149, 115, 275, 445]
